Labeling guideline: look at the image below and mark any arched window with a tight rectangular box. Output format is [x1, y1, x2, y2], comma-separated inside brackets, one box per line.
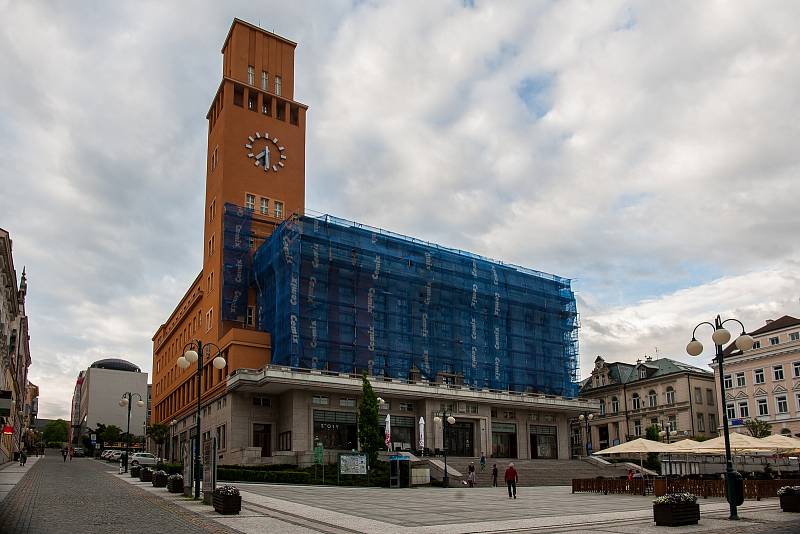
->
[648, 390, 657, 408]
[632, 393, 641, 410]
[611, 396, 619, 413]
[599, 399, 606, 415]
[666, 386, 675, 405]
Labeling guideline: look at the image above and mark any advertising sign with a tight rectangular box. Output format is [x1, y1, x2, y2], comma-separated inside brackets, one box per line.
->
[339, 453, 367, 475]
[313, 443, 324, 465]
[2, 425, 12, 435]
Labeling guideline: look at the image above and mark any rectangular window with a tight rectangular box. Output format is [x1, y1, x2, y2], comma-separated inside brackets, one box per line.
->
[777, 395, 788, 414]
[208, 235, 215, 257]
[774, 365, 785, 381]
[247, 65, 255, 85]
[694, 387, 702, 404]
[260, 197, 269, 215]
[246, 306, 255, 326]
[209, 199, 216, 222]
[248, 92, 256, 111]
[752, 340, 761, 349]
[668, 416, 677, 432]
[709, 413, 716, 431]
[736, 372, 745, 387]
[312, 395, 329, 406]
[697, 413, 705, 432]
[290, 105, 299, 126]
[275, 75, 282, 95]
[399, 402, 414, 412]
[726, 403, 735, 420]
[261, 71, 268, 90]
[233, 85, 244, 107]
[206, 308, 213, 331]
[797, 393, 800, 412]
[634, 420, 641, 437]
[723, 375, 732, 389]
[339, 398, 356, 408]
[790, 332, 800, 341]
[738, 401, 749, 418]
[632, 396, 641, 410]
[794, 362, 800, 378]
[276, 101, 285, 121]
[666, 389, 675, 405]
[706, 389, 714, 406]
[754, 368, 765, 384]
[757, 398, 768, 416]
[262, 95, 272, 116]
[770, 336, 780, 345]
[274, 201, 284, 218]
[252, 396, 271, 407]
[245, 193, 255, 210]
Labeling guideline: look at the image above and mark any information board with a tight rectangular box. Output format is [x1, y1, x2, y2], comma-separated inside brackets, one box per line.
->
[339, 454, 367, 475]
[313, 443, 324, 465]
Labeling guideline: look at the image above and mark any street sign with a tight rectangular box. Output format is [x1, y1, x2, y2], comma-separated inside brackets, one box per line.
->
[90, 433, 97, 445]
[313, 443, 324, 465]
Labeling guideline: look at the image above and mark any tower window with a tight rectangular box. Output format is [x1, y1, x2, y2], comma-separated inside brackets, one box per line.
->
[245, 194, 255, 210]
[274, 201, 284, 218]
[262, 96, 272, 116]
[275, 76, 282, 96]
[248, 91, 256, 111]
[260, 197, 269, 215]
[246, 306, 255, 326]
[261, 71, 268, 90]
[276, 101, 285, 121]
[247, 66, 255, 85]
[290, 105, 299, 126]
[233, 85, 244, 107]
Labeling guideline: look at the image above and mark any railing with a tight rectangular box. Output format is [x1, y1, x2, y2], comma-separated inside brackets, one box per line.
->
[573, 478, 796, 500]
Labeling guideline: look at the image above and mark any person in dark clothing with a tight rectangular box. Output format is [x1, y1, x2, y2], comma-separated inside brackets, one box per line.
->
[504, 462, 518, 499]
[491, 464, 498, 487]
[467, 462, 476, 487]
[62, 448, 68, 462]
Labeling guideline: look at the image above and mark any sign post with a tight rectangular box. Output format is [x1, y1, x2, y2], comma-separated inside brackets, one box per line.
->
[337, 452, 368, 486]
[313, 442, 324, 483]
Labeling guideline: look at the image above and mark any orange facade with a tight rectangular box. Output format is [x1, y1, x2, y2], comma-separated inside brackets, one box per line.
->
[151, 19, 307, 426]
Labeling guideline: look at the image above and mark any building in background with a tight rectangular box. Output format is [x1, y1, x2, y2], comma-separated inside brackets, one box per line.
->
[0, 228, 32, 464]
[578, 355, 718, 454]
[152, 19, 592, 466]
[715, 315, 800, 437]
[70, 359, 148, 445]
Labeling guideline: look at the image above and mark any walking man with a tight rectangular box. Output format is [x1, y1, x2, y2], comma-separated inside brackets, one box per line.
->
[504, 462, 518, 499]
[61, 447, 67, 462]
[491, 463, 498, 487]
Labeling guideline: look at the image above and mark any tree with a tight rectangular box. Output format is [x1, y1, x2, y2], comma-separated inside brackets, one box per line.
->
[100, 425, 122, 446]
[147, 423, 169, 458]
[357, 373, 383, 468]
[744, 418, 771, 438]
[42, 419, 68, 444]
[644, 425, 662, 473]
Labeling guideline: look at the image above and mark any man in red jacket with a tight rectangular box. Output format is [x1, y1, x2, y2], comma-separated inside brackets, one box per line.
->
[504, 462, 518, 499]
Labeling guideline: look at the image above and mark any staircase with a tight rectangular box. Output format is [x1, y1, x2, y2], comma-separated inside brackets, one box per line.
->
[435, 458, 631, 486]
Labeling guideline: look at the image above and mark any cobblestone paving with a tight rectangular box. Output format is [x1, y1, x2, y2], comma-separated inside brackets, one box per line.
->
[0, 452, 240, 534]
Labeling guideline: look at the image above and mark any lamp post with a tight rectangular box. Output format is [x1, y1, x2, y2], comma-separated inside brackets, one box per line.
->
[658, 422, 678, 477]
[119, 393, 145, 473]
[578, 412, 594, 456]
[169, 419, 177, 462]
[686, 315, 753, 521]
[433, 412, 456, 487]
[177, 340, 227, 499]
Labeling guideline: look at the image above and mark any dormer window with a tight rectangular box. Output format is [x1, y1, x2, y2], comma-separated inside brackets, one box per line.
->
[639, 368, 647, 379]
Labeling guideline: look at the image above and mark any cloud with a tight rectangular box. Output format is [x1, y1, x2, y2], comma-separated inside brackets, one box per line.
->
[1, 1, 799, 418]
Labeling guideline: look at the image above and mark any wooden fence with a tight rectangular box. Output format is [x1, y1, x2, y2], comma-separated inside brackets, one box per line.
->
[572, 478, 795, 500]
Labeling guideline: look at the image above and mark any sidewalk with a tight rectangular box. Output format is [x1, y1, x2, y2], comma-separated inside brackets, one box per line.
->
[0, 456, 40, 503]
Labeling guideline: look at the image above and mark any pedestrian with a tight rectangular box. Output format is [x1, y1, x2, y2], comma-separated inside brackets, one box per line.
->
[492, 463, 498, 487]
[480, 452, 486, 471]
[627, 469, 633, 481]
[504, 462, 518, 499]
[68, 447, 73, 461]
[19, 450, 27, 466]
[467, 462, 476, 487]
[62, 447, 67, 462]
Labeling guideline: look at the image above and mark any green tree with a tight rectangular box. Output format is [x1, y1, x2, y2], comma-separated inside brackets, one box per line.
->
[42, 419, 68, 444]
[147, 423, 169, 458]
[644, 424, 662, 473]
[357, 373, 383, 468]
[744, 418, 771, 438]
[100, 425, 122, 445]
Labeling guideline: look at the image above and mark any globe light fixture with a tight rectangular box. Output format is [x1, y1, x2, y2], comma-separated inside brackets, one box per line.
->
[212, 355, 227, 369]
[712, 327, 731, 346]
[118, 391, 145, 473]
[184, 349, 199, 364]
[177, 355, 190, 369]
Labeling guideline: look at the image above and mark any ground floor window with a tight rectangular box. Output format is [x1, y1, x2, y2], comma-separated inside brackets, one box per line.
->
[530, 425, 558, 459]
[380, 415, 414, 450]
[492, 422, 517, 458]
[313, 410, 357, 450]
[253, 423, 271, 457]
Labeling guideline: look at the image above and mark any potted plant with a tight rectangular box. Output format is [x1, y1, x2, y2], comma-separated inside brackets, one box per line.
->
[130, 465, 141, 478]
[167, 474, 184, 493]
[778, 486, 800, 512]
[652, 493, 699, 526]
[139, 467, 153, 483]
[152, 470, 168, 488]
[213, 485, 242, 515]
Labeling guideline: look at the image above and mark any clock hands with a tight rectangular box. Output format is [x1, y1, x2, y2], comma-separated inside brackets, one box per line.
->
[245, 132, 285, 172]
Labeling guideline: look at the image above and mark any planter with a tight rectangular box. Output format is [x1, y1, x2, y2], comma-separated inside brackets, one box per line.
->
[130, 466, 141, 478]
[213, 494, 242, 515]
[152, 473, 168, 488]
[167, 478, 184, 493]
[139, 469, 153, 483]
[780, 495, 800, 513]
[653, 502, 700, 526]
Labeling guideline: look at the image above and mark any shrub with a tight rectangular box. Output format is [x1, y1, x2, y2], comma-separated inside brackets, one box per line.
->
[160, 463, 183, 475]
[167, 473, 183, 482]
[214, 485, 240, 496]
[653, 493, 698, 505]
[778, 486, 800, 497]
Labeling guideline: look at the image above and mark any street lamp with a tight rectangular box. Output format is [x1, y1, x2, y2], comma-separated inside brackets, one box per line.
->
[177, 340, 226, 499]
[578, 412, 594, 456]
[119, 392, 145, 473]
[169, 419, 177, 462]
[687, 315, 753, 521]
[433, 412, 456, 487]
[658, 422, 678, 476]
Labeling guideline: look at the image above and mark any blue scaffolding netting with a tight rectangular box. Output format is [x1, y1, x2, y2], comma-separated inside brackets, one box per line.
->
[221, 203, 253, 323]
[223, 204, 579, 396]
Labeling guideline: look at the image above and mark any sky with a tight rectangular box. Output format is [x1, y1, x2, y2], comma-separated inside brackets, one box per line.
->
[2, 0, 799, 420]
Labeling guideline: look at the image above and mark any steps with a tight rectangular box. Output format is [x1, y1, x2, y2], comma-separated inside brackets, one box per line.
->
[433, 458, 631, 487]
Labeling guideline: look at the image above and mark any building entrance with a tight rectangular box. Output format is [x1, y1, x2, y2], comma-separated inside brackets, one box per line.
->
[530, 425, 558, 459]
[445, 421, 474, 456]
[491, 423, 517, 458]
[253, 423, 272, 457]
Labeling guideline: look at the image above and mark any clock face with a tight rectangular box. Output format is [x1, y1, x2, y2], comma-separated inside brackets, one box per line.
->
[245, 131, 287, 172]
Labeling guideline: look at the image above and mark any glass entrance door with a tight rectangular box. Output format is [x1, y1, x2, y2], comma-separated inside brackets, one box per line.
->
[445, 421, 474, 456]
[530, 425, 558, 459]
[253, 423, 272, 457]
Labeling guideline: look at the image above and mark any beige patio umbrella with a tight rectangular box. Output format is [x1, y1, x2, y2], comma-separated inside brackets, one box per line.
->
[758, 434, 800, 451]
[594, 438, 674, 470]
[690, 432, 776, 453]
[665, 439, 704, 453]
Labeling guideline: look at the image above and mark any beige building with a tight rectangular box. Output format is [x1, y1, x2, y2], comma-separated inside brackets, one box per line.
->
[578, 356, 719, 453]
[714, 315, 800, 437]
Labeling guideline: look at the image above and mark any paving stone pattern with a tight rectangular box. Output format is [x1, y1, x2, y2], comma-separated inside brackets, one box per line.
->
[0, 451, 238, 534]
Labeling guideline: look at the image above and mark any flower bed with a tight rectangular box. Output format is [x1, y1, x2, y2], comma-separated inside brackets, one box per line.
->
[652, 493, 699, 526]
[213, 485, 241, 515]
[167, 474, 184, 493]
[152, 470, 167, 488]
[778, 486, 800, 513]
